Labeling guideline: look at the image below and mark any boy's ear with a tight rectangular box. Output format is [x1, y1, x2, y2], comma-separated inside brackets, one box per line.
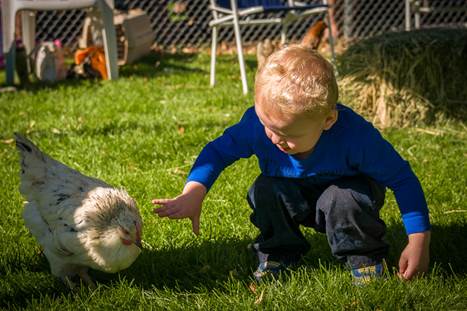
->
[323, 110, 338, 130]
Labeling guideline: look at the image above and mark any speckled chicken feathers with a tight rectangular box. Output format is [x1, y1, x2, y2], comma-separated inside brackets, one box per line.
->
[16, 134, 107, 257]
[15, 133, 142, 279]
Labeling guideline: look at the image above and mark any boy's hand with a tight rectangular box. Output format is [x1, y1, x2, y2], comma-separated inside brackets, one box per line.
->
[152, 181, 207, 235]
[398, 231, 431, 280]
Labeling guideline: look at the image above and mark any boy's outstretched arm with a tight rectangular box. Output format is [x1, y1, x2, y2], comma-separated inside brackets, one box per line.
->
[398, 230, 431, 280]
[152, 181, 207, 235]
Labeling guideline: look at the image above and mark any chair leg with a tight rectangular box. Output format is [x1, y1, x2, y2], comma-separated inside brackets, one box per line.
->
[210, 26, 218, 87]
[232, 13, 248, 94]
[325, 14, 336, 63]
[405, 0, 412, 31]
[2, 1, 17, 85]
[414, 6, 421, 29]
[97, 0, 118, 80]
[280, 24, 288, 45]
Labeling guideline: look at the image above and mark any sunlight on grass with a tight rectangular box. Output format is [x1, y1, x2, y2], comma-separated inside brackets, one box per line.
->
[0, 52, 466, 309]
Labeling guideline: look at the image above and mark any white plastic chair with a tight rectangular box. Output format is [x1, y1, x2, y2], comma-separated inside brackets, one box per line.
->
[405, 0, 432, 30]
[405, 0, 467, 31]
[1, 0, 119, 85]
[209, 0, 335, 94]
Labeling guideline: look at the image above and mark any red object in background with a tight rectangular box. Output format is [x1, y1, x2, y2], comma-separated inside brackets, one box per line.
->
[74, 46, 108, 80]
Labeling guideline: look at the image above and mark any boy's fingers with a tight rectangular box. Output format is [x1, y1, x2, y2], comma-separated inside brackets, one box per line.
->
[151, 199, 201, 235]
[168, 209, 193, 220]
[191, 215, 200, 235]
[152, 198, 171, 205]
[398, 258, 408, 279]
[153, 205, 170, 213]
[399, 258, 408, 273]
[167, 211, 187, 219]
[403, 265, 417, 280]
[399, 258, 417, 280]
[153, 206, 179, 217]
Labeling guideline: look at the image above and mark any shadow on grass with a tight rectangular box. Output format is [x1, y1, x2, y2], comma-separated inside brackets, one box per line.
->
[0, 51, 207, 95]
[0, 234, 331, 308]
[118, 51, 258, 80]
[2, 222, 466, 307]
[118, 52, 205, 78]
[0, 74, 96, 94]
[93, 220, 467, 289]
[120, 50, 260, 76]
[381, 222, 467, 275]
[73, 120, 165, 137]
[95, 237, 256, 289]
[89, 233, 337, 291]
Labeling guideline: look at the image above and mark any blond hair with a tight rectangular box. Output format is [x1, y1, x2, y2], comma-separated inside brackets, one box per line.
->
[255, 45, 338, 117]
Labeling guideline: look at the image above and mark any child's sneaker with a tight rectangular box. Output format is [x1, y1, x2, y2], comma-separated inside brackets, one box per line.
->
[248, 243, 299, 282]
[351, 262, 384, 285]
[253, 260, 287, 281]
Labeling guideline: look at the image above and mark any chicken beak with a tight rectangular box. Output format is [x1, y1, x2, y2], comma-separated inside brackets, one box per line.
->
[135, 238, 142, 249]
[135, 222, 142, 249]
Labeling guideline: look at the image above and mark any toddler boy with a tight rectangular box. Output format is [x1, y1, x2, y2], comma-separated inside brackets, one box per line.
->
[153, 45, 431, 283]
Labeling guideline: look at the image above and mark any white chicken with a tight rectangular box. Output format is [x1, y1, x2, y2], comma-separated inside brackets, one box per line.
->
[15, 133, 143, 288]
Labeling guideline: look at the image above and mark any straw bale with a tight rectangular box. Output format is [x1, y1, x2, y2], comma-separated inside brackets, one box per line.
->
[337, 28, 467, 127]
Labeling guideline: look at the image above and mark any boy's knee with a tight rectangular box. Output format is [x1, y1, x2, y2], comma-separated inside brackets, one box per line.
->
[248, 175, 286, 200]
[253, 174, 279, 189]
[248, 175, 274, 209]
[317, 185, 361, 216]
[247, 175, 301, 212]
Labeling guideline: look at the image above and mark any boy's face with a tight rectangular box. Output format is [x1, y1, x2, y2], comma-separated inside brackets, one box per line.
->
[255, 103, 337, 158]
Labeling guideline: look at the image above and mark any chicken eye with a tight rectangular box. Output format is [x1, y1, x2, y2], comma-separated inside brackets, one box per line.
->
[122, 228, 130, 235]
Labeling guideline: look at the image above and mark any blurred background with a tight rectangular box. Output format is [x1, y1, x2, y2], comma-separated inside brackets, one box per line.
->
[33, 0, 467, 51]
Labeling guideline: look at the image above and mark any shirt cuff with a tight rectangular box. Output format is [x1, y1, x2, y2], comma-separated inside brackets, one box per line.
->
[402, 212, 431, 234]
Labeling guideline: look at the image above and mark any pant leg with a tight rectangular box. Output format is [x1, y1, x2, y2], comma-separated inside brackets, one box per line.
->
[247, 174, 312, 262]
[315, 176, 388, 268]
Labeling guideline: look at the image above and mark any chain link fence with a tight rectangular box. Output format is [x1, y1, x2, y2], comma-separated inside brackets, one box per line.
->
[34, 0, 467, 50]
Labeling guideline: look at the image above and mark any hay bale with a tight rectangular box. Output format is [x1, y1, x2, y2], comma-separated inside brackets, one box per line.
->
[337, 28, 467, 128]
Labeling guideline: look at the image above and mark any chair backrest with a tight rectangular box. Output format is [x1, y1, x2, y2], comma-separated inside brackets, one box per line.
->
[11, 0, 99, 11]
[216, 0, 290, 9]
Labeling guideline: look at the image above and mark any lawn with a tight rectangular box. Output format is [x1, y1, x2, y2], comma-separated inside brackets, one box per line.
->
[0, 52, 466, 310]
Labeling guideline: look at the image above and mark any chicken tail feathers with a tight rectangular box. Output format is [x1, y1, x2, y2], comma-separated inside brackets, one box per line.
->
[15, 132, 47, 160]
[14, 133, 49, 181]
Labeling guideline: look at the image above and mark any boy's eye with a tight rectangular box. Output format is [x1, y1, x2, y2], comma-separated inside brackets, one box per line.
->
[268, 128, 287, 138]
[280, 133, 297, 139]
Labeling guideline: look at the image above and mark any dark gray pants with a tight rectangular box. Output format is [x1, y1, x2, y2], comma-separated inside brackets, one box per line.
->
[247, 174, 389, 269]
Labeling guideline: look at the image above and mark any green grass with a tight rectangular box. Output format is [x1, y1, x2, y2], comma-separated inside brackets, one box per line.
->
[1, 52, 466, 310]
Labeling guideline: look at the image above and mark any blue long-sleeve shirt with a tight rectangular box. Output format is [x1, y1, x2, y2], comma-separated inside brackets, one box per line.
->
[187, 103, 430, 234]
